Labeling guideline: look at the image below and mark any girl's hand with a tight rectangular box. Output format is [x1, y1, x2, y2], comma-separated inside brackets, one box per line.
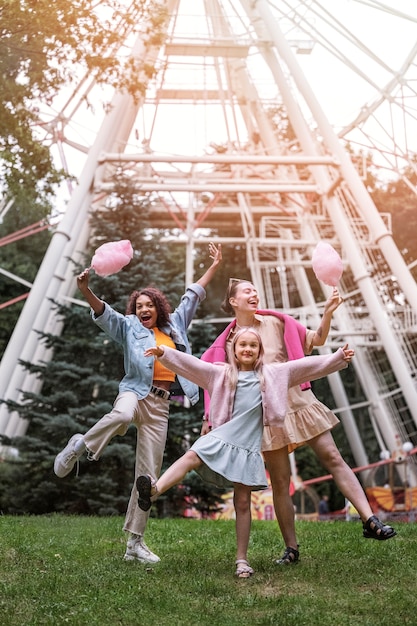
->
[341, 343, 355, 362]
[144, 346, 164, 358]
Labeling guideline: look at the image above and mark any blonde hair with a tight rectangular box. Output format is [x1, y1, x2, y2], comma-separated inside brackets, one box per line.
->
[225, 327, 264, 390]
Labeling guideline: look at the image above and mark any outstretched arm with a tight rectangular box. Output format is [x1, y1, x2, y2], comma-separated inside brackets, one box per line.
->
[77, 269, 105, 316]
[288, 343, 354, 388]
[144, 345, 215, 390]
[311, 287, 344, 347]
[195, 242, 222, 289]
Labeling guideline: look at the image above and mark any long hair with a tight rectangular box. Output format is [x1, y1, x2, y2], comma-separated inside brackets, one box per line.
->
[225, 327, 264, 390]
[125, 287, 172, 327]
[221, 278, 253, 315]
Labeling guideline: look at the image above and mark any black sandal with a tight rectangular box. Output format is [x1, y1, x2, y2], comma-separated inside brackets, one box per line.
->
[136, 474, 156, 511]
[363, 515, 397, 540]
[275, 545, 300, 565]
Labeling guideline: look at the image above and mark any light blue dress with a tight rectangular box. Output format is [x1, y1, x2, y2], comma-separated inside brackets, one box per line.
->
[190, 371, 267, 490]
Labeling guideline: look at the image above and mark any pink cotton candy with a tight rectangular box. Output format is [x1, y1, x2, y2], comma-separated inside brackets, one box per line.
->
[91, 240, 133, 277]
[311, 242, 343, 286]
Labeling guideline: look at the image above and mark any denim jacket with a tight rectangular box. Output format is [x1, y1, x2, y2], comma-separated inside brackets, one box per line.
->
[92, 283, 205, 405]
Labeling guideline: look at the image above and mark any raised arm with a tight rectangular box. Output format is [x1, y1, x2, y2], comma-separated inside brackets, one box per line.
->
[77, 268, 105, 317]
[311, 287, 344, 347]
[195, 242, 222, 289]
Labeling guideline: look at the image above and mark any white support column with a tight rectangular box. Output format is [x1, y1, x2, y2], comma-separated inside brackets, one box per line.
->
[0, 36, 150, 433]
[253, 0, 417, 314]
[244, 0, 417, 431]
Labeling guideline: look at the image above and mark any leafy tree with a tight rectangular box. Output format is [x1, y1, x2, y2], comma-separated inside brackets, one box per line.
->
[0, 0, 168, 357]
[0, 0, 164, 202]
[371, 159, 417, 264]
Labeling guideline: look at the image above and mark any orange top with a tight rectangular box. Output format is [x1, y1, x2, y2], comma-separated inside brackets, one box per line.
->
[153, 328, 176, 382]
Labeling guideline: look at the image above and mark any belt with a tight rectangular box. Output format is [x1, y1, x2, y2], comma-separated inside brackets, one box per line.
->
[150, 385, 171, 401]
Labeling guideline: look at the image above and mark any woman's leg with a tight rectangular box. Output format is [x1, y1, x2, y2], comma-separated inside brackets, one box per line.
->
[123, 394, 169, 563]
[84, 391, 139, 459]
[308, 430, 374, 522]
[124, 394, 169, 537]
[263, 448, 298, 551]
[54, 391, 138, 477]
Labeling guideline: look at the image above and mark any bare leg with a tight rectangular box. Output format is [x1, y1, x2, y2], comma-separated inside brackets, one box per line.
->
[155, 450, 202, 496]
[233, 483, 254, 577]
[263, 448, 298, 550]
[233, 484, 253, 562]
[309, 431, 373, 522]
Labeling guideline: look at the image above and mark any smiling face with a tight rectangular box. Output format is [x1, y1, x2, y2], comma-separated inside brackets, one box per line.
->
[233, 330, 261, 370]
[229, 281, 259, 315]
[136, 294, 158, 329]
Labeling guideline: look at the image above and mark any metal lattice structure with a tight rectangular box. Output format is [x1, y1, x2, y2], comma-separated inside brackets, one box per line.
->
[1, 0, 417, 485]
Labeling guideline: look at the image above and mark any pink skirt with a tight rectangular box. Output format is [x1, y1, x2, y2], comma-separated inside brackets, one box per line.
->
[262, 386, 339, 453]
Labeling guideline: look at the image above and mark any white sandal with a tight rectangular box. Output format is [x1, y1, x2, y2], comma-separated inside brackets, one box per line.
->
[235, 559, 254, 578]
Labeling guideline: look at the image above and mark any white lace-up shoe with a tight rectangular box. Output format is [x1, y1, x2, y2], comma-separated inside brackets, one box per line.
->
[54, 434, 85, 477]
[123, 535, 160, 564]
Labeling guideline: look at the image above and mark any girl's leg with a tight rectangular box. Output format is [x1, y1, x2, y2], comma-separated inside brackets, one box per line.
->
[155, 450, 202, 495]
[233, 483, 253, 577]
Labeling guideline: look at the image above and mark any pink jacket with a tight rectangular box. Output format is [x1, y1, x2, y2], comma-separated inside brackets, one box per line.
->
[158, 346, 348, 431]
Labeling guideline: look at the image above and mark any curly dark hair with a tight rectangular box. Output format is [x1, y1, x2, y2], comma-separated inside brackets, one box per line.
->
[125, 287, 172, 327]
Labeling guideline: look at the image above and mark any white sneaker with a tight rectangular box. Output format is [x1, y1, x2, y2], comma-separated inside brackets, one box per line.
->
[54, 434, 85, 477]
[124, 535, 160, 564]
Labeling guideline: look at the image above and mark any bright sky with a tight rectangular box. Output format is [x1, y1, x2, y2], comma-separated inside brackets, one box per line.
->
[44, 0, 417, 193]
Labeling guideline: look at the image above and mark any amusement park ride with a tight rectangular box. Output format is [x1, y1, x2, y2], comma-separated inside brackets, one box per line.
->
[1, 1, 417, 512]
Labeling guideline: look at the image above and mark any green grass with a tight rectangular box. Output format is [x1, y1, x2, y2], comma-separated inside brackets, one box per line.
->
[1, 515, 416, 626]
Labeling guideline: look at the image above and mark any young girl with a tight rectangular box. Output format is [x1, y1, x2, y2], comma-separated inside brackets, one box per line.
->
[138, 328, 354, 577]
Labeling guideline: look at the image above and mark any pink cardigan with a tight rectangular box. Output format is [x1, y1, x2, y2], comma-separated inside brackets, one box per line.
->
[158, 346, 348, 431]
[200, 310, 311, 417]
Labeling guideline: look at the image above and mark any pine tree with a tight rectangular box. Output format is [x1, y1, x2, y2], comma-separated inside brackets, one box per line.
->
[0, 187, 53, 356]
[0, 178, 223, 516]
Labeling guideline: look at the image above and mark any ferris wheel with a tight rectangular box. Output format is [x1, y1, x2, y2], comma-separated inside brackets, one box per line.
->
[1, 0, 417, 494]
[35, 0, 417, 187]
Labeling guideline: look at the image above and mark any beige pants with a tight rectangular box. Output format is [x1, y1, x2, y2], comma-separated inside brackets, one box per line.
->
[84, 390, 169, 536]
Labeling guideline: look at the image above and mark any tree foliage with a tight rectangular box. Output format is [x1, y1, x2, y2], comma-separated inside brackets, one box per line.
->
[0, 0, 165, 200]
[0, 180, 225, 516]
[0, 187, 53, 355]
[371, 159, 417, 264]
[0, 0, 168, 357]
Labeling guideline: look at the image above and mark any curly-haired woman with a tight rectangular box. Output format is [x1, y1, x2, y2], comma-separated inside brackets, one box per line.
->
[54, 243, 222, 564]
